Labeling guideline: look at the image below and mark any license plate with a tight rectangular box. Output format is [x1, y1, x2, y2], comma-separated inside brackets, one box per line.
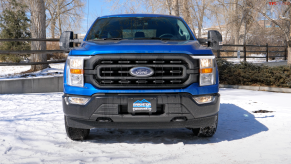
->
[128, 98, 157, 113]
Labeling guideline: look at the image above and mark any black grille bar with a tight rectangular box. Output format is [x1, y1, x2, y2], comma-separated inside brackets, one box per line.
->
[136, 61, 148, 63]
[97, 65, 187, 79]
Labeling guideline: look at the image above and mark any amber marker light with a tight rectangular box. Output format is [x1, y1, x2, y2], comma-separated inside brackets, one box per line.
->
[70, 69, 83, 74]
[200, 68, 213, 74]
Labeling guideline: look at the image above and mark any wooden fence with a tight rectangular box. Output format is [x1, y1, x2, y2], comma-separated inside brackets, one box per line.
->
[214, 44, 287, 62]
[0, 38, 67, 66]
[0, 38, 288, 66]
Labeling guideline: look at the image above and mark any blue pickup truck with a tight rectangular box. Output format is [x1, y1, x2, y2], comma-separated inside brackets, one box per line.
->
[60, 14, 222, 141]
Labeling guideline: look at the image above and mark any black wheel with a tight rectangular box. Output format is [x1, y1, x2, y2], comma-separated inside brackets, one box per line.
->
[192, 128, 200, 136]
[192, 115, 218, 137]
[64, 116, 90, 141]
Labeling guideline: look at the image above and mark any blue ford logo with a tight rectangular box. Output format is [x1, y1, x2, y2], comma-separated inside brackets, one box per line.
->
[130, 67, 154, 77]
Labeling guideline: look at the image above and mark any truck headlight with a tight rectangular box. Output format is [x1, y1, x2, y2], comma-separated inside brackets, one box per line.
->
[66, 56, 91, 87]
[191, 56, 216, 86]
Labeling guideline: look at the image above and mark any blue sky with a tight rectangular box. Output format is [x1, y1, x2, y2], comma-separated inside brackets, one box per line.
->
[78, 0, 218, 35]
[79, 0, 123, 34]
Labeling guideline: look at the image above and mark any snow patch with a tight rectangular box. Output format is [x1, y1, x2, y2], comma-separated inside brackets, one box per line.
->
[0, 63, 65, 80]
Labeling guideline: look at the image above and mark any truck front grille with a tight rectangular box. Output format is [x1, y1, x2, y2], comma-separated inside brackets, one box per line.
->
[84, 54, 199, 89]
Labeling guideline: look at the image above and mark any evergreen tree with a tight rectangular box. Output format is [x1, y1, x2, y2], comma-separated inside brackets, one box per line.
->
[0, 0, 31, 63]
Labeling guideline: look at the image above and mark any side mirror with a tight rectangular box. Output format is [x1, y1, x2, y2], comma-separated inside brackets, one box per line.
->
[197, 38, 208, 45]
[59, 31, 74, 51]
[208, 30, 222, 50]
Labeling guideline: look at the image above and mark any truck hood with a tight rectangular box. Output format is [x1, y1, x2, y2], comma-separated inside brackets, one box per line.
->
[69, 40, 213, 56]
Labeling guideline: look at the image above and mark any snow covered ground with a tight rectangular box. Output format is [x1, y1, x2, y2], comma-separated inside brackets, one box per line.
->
[0, 88, 291, 163]
[226, 54, 285, 63]
[0, 63, 64, 80]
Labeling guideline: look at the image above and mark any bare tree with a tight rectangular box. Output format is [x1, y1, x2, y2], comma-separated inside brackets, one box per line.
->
[46, 0, 57, 38]
[166, 0, 172, 15]
[0, 0, 7, 12]
[182, 0, 191, 25]
[142, 0, 167, 14]
[180, 0, 197, 36]
[45, 0, 85, 38]
[232, 0, 240, 45]
[29, 0, 47, 71]
[106, 0, 144, 14]
[172, 0, 179, 16]
[190, 0, 207, 38]
[248, 0, 291, 64]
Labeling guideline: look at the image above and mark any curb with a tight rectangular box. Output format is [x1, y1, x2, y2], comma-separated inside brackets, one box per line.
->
[219, 84, 291, 93]
[0, 77, 63, 94]
[1, 77, 290, 94]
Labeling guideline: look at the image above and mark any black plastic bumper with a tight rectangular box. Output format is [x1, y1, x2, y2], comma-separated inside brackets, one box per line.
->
[62, 93, 220, 129]
[66, 114, 218, 129]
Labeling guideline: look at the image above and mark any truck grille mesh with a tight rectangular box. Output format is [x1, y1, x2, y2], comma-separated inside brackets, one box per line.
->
[97, 61, 186, 85]
[84, 54, 199, 89]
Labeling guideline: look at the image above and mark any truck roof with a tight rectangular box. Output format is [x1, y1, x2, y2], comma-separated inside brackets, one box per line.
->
[99, 14, 181, 19]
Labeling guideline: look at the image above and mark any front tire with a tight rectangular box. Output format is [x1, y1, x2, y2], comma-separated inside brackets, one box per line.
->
[64, 116, 90, 141]
[192, 115, 218, 137]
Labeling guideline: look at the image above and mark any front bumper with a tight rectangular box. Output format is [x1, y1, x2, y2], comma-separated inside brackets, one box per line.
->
[62, 93, 220, 129]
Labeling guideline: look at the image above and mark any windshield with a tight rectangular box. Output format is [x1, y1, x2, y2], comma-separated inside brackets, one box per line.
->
[86, 17, 194, 41]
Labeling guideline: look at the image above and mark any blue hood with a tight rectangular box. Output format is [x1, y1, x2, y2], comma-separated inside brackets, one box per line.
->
[69, 40, 213, 56]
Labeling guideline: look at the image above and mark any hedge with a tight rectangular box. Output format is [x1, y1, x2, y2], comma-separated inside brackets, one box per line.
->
[216, 59, 291, 88]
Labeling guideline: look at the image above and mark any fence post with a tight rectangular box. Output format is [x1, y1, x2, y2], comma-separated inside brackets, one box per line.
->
[217, 50, 220, 58]
[266, 43, 269, 62]
[74, 34, 78, 47]
[285, 42, 288, 61]
[244, 44, 246, 62]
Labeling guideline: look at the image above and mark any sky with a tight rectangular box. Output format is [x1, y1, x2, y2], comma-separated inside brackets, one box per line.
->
[79, 0, 124, 34]
[78, 0, 214, 35]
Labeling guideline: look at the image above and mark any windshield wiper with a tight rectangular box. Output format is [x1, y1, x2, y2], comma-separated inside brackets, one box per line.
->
[104, 38, 123, 40]
[88, 38, 124, 41]
[134, 37, 171, 40]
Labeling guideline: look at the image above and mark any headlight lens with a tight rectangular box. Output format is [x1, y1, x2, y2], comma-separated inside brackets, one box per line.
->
[66, 56, 91, 87]
[191, 56, 216, 86]
[68, 97, 90, 105]
[200, 73, 215, 85]
[193, 95, 215, 104]
[70, 58, 84, 69]
[200, 59, 213, 68]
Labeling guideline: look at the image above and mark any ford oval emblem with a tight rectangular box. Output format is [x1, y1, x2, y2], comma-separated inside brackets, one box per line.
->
[130, 67, 154, 77]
